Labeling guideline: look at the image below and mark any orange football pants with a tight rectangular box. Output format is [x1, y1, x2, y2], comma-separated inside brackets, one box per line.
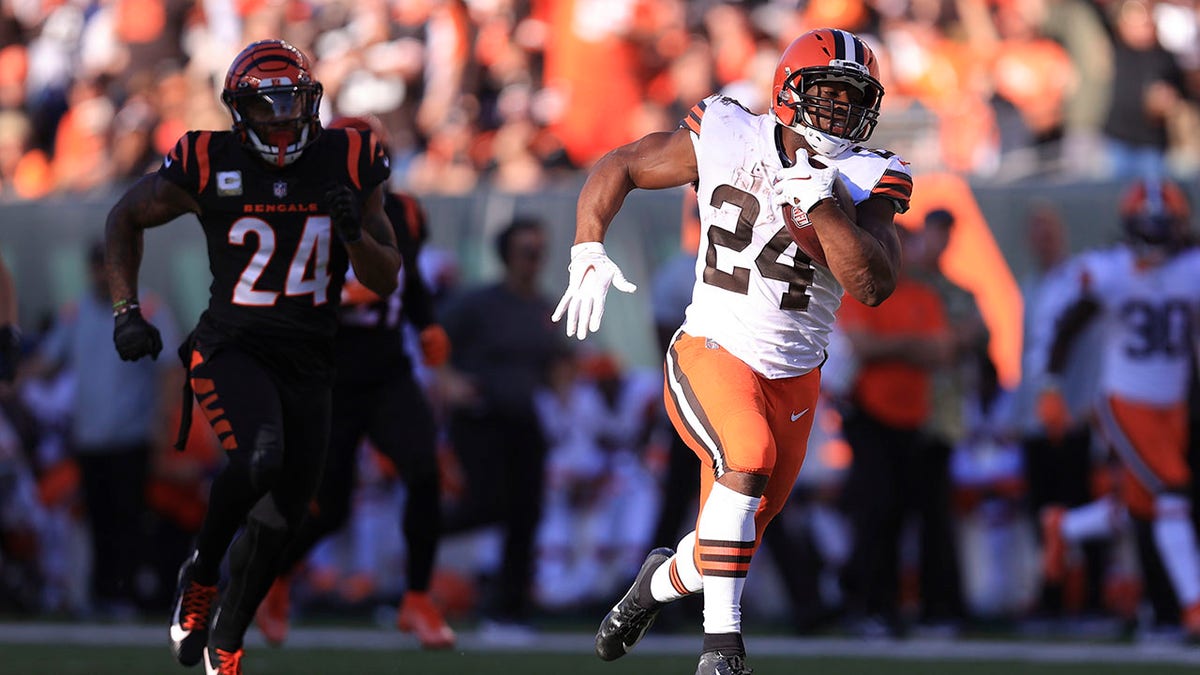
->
[1094, 395, 1189, 519]
[663, 332, 820, 545]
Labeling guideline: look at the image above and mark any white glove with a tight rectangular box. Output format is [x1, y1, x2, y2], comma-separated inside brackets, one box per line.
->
[551, 242, 637, 340]
[772, 155, 838, 214]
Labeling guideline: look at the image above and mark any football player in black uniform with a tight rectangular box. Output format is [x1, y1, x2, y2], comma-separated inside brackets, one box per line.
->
[254, 115, 456, 650]
[103, 41, 401, 675]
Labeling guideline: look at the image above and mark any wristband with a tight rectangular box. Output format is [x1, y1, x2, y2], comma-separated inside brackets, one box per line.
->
[113, 300, 140, 318]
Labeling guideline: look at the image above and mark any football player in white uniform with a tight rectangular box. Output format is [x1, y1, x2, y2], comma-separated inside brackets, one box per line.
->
[552, 28, 912, 674]
[1039, 178, 1200, 638]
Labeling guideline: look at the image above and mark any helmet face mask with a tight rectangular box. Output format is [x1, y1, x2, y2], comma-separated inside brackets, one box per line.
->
[772, 29, 884, 158]
[222, 40, 323, 168]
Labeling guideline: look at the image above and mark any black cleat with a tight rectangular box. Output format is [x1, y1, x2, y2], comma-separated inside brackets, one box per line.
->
[594, 547, 673, 661]
[169, 551, 218, 667]
[695, 650, 754, 675]
[203, 643, 244, 675]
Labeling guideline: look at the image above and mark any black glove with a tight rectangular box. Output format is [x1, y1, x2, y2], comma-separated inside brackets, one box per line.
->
[0, 324, 19, 383]
[113, 307, 163, 361]
[325, 184, 362, 243]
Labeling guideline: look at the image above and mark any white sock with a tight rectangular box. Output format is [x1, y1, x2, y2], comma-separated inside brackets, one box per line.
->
[650, 531, 703, 603]
[1153, 494, 1200, 608]
[695, 482, 761, 635]
[1061, 496, 1121, 542]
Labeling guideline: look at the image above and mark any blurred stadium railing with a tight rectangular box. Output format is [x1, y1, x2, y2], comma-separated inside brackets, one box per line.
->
[1, 179, 1196, 371]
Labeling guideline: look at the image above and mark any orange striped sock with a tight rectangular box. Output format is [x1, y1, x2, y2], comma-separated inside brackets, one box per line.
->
[696, 482, 760, 634]
[650, 531, 703, 602]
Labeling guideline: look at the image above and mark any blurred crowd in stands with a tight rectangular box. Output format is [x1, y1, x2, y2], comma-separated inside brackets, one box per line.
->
[1, 0, 1200, 646]
[0, 0, 1198, 203]
[1, 195, 1198, 644]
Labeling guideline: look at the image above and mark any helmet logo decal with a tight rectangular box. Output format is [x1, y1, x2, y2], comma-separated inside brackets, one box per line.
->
[828, 59, 869, 76]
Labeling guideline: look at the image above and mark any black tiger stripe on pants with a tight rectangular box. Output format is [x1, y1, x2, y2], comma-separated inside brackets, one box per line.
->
[184, 345, 331, 651]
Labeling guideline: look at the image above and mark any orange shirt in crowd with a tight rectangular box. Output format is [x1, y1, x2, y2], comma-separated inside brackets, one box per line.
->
[542, 0, 645, 166]
[838, 277, 948, 429]
[991, 38, 1074, 135]
[10, 150, 53, 199]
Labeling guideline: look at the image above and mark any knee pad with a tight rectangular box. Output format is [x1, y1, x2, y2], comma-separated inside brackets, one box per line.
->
[228, 494, 291, 578]
[248, 493, 289, 533]
[248, 424, 284, 492]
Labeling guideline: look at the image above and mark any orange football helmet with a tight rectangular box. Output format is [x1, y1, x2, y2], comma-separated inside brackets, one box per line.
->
[772, 28, 883, 158]
[222, 40, 323, 167]
[1119, 178, 1191, 249]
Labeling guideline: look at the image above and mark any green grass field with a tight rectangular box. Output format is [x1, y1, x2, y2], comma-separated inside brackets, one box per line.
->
[2, 646, 1199, 675]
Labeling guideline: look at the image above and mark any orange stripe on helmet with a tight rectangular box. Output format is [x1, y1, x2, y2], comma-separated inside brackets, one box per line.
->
[227, 41, 309, 90]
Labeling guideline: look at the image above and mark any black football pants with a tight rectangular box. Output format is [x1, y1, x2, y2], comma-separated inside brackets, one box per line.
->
[185, 346, 330, 650]
[443, 409, 547, 621]
[275, 367, 441, 592]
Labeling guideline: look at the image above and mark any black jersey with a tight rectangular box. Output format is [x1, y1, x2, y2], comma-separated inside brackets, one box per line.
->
[336, 191, 436, 381]
[159, 127, 390, 342]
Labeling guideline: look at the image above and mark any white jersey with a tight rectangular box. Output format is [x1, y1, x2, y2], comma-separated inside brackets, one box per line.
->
[678, 95, 912, 379]
[1072, 246, 1200, 406]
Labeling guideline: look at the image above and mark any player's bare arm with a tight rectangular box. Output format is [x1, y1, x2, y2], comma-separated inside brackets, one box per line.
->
[344, 183, 401, 297]
[1046, 295, 1100, 375]
[554, 128, 696, 339]
[105, 173, 200, 305]
[574, 127, 698, 244]
[812, 194, 900, 306]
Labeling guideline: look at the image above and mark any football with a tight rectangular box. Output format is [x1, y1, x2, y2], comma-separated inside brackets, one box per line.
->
[781, 175, 857, 268]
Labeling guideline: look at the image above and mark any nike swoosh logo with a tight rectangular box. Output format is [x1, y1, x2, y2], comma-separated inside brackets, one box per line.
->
[170, 624, 190, 642]
[790, 408, 810, 422]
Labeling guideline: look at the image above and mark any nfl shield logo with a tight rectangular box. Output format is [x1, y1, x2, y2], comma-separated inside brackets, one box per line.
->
[273, 181, 288, 198]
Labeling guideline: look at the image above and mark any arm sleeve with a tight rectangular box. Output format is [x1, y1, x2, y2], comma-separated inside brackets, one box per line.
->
[869, 156, 913, 215]
[157, 132, 207, 195]
[1042, 257, 1100, 376]
[679, 98, 712, 137]
[356, 129, 391, 194]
